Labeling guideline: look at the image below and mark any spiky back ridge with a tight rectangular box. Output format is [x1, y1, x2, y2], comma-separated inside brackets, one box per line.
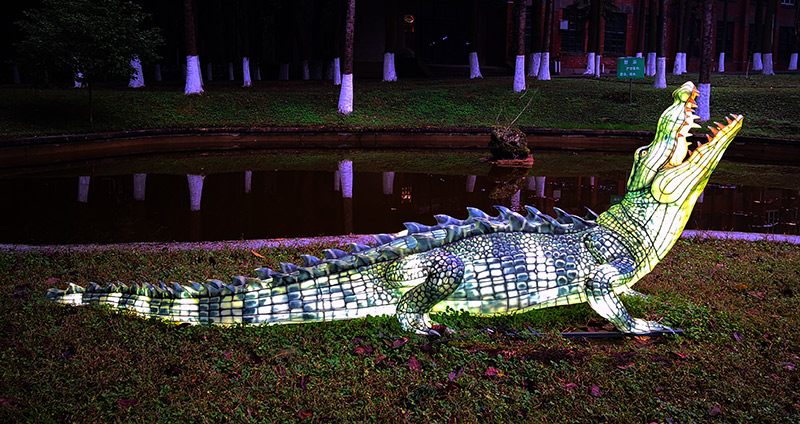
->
[47, 205, 599, 302]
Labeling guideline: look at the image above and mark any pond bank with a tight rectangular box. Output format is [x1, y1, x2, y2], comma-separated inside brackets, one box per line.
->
[2, 229, 797, 254]
[2, 128, 799, 170]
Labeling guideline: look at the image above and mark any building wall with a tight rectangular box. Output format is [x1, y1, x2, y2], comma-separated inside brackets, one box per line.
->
[544, 0, 799, 74]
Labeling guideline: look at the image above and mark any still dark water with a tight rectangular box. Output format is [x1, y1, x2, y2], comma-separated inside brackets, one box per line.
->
[0, 166, 797, 245]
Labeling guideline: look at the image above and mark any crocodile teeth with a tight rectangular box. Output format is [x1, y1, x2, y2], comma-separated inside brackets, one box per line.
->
[709, 127, 719, 136]
[706, 134, 714, 143]
[726, 116, 733, 125]
[669, 138, 690, 166]
[714, 122, 725, 130]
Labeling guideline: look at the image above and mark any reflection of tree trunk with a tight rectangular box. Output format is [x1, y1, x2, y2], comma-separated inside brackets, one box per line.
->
[538, 0, 552, 80]
[337, 0, 355, 114]
[78, 176, 90, 203]
[698, 0, 713, 121]
[134, 174, 146, 201]
[513, 0, 526, 92]
[761, 0, 777, 75]
[187, 174, 205, 212]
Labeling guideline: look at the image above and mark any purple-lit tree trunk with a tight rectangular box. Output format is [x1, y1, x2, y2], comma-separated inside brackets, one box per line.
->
[469, 0, 483, 78]
[338, 0, 355, 114]
[672, 0, 685, 74]
[129, 55, 145, 88]
[512, 0, 526, 92]
[538, 0, 553, 80]
[637, 0, 646, 58]
[654, 0, 667, 88]
[184, 0, 203, 95]
[761, 0, 777, 75]
[697, 0, 712, 121]
[646, 0, 657, 76]
[718, 0, 728, 72]
[791, 4, 799, 70]
[584, 0, 601, 76]
[383, 0, 397, 82]
[753, 0, 764, 70]
[527, 0, 542, 77]
[237, 0, 252, 87]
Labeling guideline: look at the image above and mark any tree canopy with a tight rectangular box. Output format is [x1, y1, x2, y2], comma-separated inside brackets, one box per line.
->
[16, 0, 163, 85]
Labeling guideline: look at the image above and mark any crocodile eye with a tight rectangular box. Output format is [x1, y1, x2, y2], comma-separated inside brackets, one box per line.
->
[639, 149, 648, 158]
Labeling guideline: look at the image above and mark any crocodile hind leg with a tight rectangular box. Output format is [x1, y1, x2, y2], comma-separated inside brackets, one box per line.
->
[585, 259, 672, 334]
[393, 250, 464, 334]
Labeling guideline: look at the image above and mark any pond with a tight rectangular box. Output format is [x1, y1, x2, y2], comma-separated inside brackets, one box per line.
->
[0, 150, 797, 245]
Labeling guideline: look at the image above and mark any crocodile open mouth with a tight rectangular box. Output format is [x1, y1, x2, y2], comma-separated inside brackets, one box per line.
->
[668, 87, 743, 168]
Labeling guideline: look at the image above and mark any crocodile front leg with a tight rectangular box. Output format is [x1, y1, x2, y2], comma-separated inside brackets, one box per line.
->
[394, 250, 464, 334]
[584, 258, 671, 334]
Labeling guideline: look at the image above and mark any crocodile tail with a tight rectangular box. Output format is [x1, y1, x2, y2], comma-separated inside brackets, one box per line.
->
[46, 278, 278, 324]
[46, 269, 400, 325]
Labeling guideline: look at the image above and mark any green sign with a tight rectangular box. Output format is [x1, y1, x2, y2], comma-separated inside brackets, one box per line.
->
[617, 57, 644, 79]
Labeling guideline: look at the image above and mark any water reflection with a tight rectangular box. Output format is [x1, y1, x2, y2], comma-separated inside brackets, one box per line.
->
[0, 167, 797, 245]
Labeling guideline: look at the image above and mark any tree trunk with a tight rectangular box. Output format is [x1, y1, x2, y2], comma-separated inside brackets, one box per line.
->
[538, 0, 553, 80]
[129, 55, 145, 88]
[184, 0, 203, 95]
[88, 82, 93, 126]
[761, 0, 777, 75]
[647, 0, 658, 76]
[637, 0, 647, 57]
[718, 0, 728, 72]
[338, 0, 355, 114]
[527, 0, 542, 76]
[645, 0, 658, 77]
[242, 57, 252, 87]
[513, 0, 526, 92]
[790, 4, 799, 70]
[383, 0, 397, 82]
[237, 0, 251, 87]
[654, 0, 668, 88]
[753, 0, 764, 70]
[673, 0, 685, 74]
[698, 0, 713, 121]
[585, 0, 600, 75]
[469, 0, 483, 78]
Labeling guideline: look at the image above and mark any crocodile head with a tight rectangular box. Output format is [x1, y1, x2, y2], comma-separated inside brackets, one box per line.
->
[627, 81, 743, 200]
[606, 81, 743, 265]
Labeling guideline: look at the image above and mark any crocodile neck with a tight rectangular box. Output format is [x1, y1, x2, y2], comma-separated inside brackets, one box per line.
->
[597, 188, 700, 284]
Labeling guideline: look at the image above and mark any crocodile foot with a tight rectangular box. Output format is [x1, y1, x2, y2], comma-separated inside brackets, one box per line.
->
[628, 318, 674, 335]
[397, 312, 436, 335]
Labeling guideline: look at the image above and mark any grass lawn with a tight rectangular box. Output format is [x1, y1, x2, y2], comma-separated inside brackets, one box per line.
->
[1, 74, 799, 140]
[1, 237, 799, 422]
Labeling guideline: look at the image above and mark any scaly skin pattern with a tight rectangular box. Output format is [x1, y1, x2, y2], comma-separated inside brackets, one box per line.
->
[47, 81, 743, 334]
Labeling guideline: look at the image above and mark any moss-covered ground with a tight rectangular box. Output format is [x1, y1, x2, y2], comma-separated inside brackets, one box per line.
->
[1, 238, 799, 422]
[1, 74, 799, 140]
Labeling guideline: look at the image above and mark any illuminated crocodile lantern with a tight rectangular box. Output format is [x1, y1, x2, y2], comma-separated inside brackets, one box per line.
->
[47, 81, 743, 334]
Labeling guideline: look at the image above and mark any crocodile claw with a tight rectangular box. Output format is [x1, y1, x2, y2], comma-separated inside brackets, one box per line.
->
[628, 318, 673, 335]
